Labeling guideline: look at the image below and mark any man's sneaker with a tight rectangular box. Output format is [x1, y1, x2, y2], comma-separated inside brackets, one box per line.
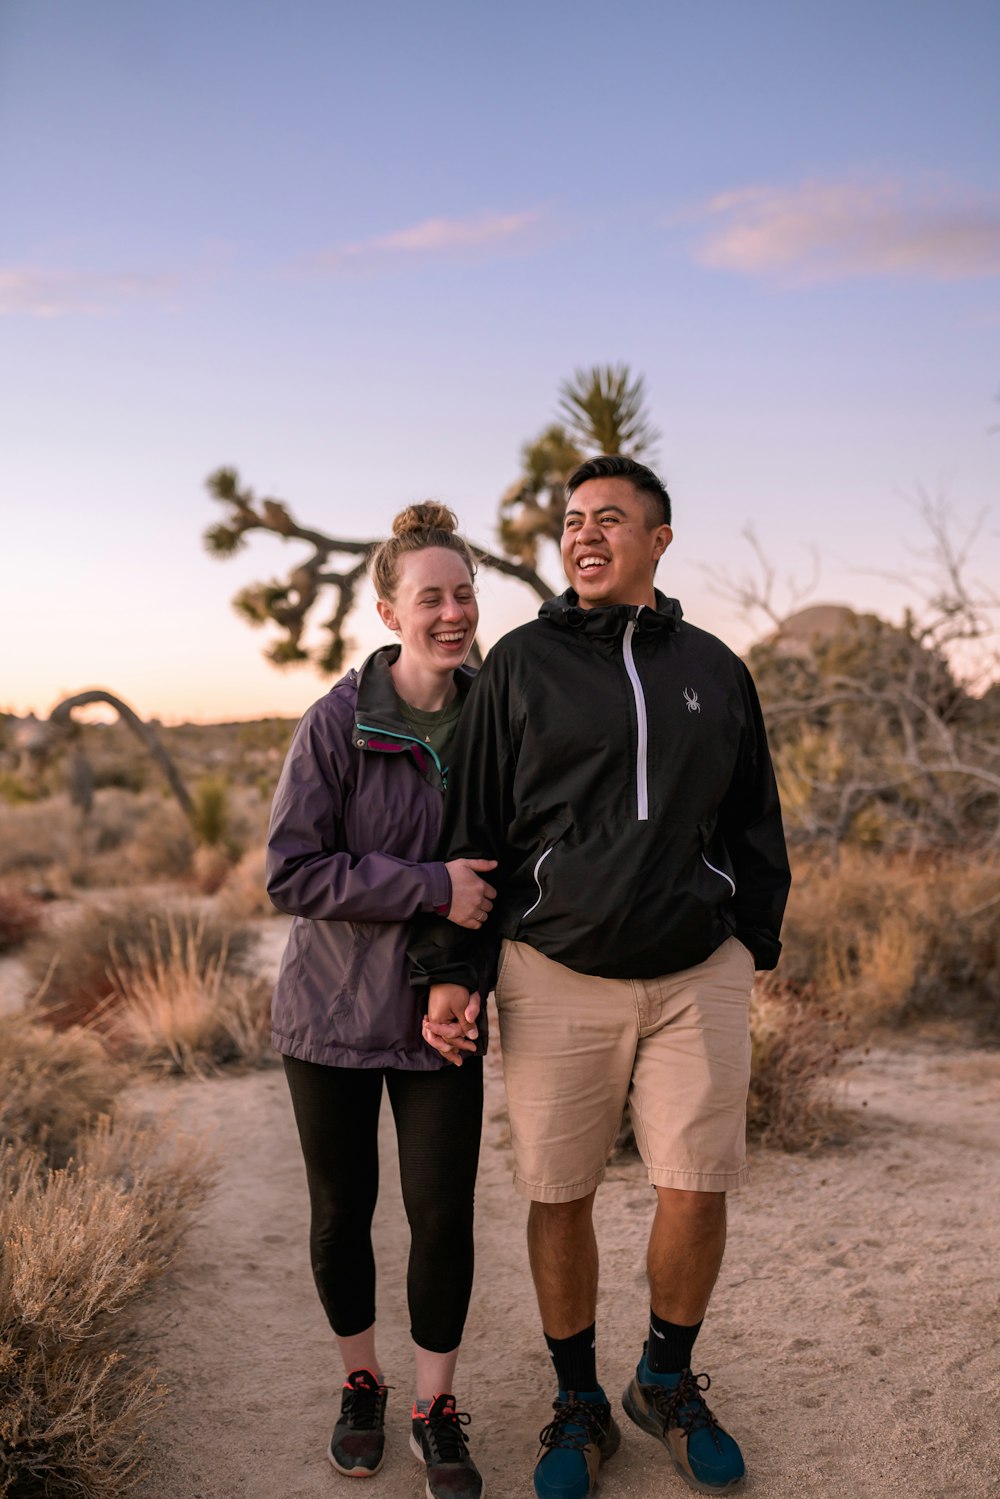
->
[533, 1389, 620, 1499]
[622, 1352, 745, 1494]
[327, 1368, 388, 1478]
[409, 1393, 484, 1499]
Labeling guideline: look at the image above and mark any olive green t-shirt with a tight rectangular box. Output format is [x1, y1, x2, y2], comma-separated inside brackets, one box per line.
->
[395, 692, 463, 765]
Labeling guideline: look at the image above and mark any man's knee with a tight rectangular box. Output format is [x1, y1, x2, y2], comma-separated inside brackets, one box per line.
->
[654, 1186, 727, 1222]
[529, 1191, 597, 1233]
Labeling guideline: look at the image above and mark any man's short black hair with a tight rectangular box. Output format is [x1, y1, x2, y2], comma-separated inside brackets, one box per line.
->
[565, 454, 671, 528]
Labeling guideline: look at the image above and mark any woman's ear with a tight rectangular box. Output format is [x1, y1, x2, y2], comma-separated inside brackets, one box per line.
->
[376, 598, 400, 633]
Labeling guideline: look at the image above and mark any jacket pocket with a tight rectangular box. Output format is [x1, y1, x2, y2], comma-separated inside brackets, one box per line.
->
[331, 921, 374, 1015]
[520, 844, 557, 924]
[697, 819, 737, 902]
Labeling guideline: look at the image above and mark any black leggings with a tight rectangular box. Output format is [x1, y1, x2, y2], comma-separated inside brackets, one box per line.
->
[282, 1055, 483, 1354]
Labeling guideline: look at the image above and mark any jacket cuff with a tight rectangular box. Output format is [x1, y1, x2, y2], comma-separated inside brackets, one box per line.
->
[422, 863, 452, 916]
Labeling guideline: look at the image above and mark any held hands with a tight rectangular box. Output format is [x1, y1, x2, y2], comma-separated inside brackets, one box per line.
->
[421, 984, 481, 1066]
[444, 858, 497, 929]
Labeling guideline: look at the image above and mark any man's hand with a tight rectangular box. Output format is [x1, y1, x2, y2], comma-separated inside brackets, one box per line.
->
[444, 859, 497, 929]
[421, 984, 481, 1066]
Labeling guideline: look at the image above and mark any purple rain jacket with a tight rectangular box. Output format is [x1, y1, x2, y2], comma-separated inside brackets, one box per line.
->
[266, 645, 477, 1069]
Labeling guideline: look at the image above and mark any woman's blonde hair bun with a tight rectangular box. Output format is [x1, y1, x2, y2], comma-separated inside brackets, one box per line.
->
[369, 500, 477, 601]
[392, 501, 458, 537]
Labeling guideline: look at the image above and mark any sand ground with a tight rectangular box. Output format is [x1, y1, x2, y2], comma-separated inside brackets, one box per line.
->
[128, 1015, 1000, 1499]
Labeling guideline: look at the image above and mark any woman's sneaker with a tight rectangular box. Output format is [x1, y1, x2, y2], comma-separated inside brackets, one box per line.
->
[409, 1393, 484, 1499]
[533, 1389, 620, 1499]
[328, 1368, 388, 1478]
[622, 1352, 744, 1493]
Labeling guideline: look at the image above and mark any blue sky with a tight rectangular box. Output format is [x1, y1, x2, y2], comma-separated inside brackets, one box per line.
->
[2, 0, 998, 721]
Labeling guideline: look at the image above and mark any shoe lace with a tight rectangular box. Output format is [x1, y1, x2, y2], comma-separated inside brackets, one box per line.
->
[538, 1397, 608, 1453]
[422, 1399, 472, 1464]
[647, 1371, 724, 1451]
[342, 1376, 387, 1430]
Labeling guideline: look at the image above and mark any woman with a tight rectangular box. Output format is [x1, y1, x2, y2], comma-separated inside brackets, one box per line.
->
[266, 503, 495, 1499]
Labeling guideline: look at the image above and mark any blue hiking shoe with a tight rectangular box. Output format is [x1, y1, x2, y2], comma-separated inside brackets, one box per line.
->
[533, 1388, 620, 1499]
[622, 1352, 745, 1493]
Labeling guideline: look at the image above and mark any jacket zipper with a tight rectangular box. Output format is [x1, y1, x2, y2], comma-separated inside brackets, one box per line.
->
[521, 845, 554, 921]
[354, 723, 444, 779]
[622, 617, 649, 821]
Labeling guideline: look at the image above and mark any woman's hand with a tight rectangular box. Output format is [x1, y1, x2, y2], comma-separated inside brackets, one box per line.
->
[444, 858, 497, 929]
[421, 984, 481, 1066]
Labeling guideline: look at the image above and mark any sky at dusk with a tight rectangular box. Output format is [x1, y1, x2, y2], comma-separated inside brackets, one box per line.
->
[2, 0, 998, 723]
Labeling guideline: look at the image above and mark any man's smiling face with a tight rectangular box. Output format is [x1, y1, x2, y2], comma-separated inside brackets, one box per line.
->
[560, 476, 672, 610]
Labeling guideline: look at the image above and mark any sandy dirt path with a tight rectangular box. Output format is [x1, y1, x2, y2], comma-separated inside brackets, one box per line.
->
[129, 1016, 1000, 1499]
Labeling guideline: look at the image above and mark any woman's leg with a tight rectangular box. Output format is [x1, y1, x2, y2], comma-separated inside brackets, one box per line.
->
[283, 1054, 386, 1376]
[386, 1058, 484, 1399]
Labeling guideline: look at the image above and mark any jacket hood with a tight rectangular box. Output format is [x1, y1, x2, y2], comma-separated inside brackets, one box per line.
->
[538, 588, 684, 639]
[354, 644, 476, 732]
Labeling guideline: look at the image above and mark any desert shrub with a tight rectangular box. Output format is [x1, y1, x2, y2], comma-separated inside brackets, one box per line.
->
[22, 900, 258, 1032]
[780, 846, 1000, 1038]
[0, 797, 76, 882]
[0, 1116, 214, 1498]
[0, 771, 36, 806]
[217, 846, 276, 921]
[747, 980, 851, 1150]
[189, 842, 233, 895]
[190, 774, 231, 849]
[123, 800, 195, 881]
[104, 914, 272, 1075]
[0, 883, 43, 953]
[0, 1015, 126, 1167]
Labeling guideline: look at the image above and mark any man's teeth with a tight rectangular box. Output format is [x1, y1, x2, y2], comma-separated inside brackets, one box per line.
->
[578, 558, 607, 570]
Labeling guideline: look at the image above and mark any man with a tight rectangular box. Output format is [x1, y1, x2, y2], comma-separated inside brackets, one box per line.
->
[413, 454, 790, 1498]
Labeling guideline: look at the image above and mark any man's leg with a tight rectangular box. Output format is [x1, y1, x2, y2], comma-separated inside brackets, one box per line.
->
[648, 1186, 727, 1323]
[494, 941, 632, 1499]
[623, 938, 754, 1492]
[527, 1192, 598, 1339]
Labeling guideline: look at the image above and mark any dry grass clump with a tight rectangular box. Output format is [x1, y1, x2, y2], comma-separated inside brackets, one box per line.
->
[79, 793, 197, 888]
[23, 899, 257, 1033]
[0, 1116, 214, 1498]
[104, 914, 272, 1075]
[189, 842, 233, 895]
[0, 1015, 127, 1168]
[747, 979, 851, 1150]
[0, 883, 43, 953]
[217, 846, 276, 921]
[780, 847, 1000, 1038]
[0, 797, 76, 884]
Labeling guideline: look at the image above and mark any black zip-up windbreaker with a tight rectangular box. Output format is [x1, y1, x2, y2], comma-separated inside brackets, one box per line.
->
[410, 590, 790, 988]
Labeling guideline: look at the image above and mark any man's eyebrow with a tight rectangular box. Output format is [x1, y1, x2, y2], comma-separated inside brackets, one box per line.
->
[564, 504, 628, 519]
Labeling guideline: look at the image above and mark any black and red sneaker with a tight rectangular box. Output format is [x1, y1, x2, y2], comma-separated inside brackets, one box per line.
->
[328, 1368, 388, 1478]
[409, 1393, 484, 1498]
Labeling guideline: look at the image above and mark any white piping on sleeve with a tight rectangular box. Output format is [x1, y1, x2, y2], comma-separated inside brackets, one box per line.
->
[701, 853, 736, 898]
[622, 618, 649, 821]
[521, 846, 554, 921]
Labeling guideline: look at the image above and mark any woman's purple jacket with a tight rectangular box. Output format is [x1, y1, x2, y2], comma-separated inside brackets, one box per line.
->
[266, 647, 475, 1070]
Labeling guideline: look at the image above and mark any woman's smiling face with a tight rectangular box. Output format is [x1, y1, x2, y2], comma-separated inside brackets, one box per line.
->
[377, 546, 479, 673]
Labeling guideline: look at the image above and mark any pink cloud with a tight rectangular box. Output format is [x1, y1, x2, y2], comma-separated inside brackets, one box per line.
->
[687, 179, 1000, 283]
[304, 209, 544, 274]
[0, 267, 182, 316]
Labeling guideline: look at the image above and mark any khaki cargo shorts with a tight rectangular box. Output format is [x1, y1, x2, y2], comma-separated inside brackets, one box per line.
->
[493, 936, 754, 1202]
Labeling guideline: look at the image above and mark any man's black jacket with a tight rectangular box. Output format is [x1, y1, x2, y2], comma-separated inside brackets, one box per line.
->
[410, 590, 790, 989]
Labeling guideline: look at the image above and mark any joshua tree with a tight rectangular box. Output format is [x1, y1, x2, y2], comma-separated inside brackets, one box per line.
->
[16, 691, 193, 818]
[204, 364, 659, 673]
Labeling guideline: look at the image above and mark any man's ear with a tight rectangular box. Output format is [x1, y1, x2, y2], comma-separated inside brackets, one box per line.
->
[376, 598, 399, 633]
[653, 524, 673, 562]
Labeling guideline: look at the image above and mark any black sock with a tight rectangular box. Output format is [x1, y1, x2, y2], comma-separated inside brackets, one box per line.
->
[646, 1310, 702, 1374]
[545, 1323, 598, 1394]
